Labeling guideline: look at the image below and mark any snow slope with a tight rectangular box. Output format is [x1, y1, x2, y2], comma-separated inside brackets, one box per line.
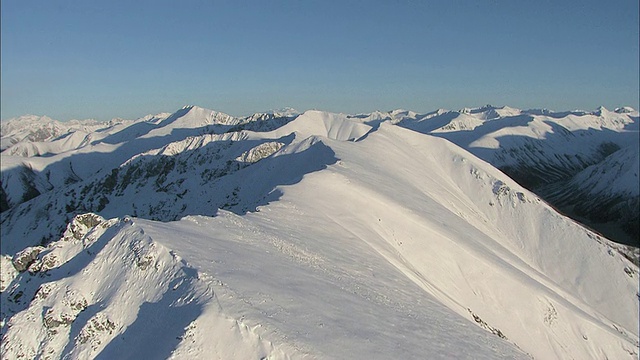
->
[541, 144, 640, 242]
[395, 105, 637, 185]
[563, 145, 639, 199]
[1, 214, 292, 359]
[1, 115, 79, 151]
[393, 105, 639, 246]
[1, 106, 638, 359]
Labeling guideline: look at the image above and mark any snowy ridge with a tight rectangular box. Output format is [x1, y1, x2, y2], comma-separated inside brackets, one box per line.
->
[274, 110, 373, 141]
[392, 105, 639, 245]
[2, 131, 89, 158]
[298, 124, 639, 356]
[1, 105, 638, 359]
[140, 106, 238, 138]
[1, 214, 294, 359]
[0, 128, 296, 255]
[125, 131, 250, 162]
[0, 112, 173, 210]
[0, 107, 296, 212]
[1, 115, 76, 151]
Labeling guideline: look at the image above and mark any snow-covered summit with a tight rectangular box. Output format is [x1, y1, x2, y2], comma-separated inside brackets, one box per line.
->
[274, 110, 372, 141]
[615, 106, 637, 114]
[142, 106, 236, 137]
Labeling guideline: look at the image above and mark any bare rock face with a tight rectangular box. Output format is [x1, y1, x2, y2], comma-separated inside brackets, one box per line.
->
[11, 246, 45, 272]
[63, 213, 105, 241]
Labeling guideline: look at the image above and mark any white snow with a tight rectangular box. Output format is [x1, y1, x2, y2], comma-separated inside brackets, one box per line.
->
[569, 145, 640, 197]
[274, 110, 372, 141]
[1, 105, 638, 359]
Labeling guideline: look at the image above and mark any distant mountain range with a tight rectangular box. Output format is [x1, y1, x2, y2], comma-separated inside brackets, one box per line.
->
[1, 104, 638, 359]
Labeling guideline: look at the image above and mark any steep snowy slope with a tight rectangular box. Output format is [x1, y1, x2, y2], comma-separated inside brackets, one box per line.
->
[542, 145, 640, 242]
[561, 145, 639, 200]
[393, 105, 639, 246]
[1, 110, 638, 359]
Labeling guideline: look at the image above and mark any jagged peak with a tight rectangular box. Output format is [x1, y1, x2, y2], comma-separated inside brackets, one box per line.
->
[450, 105, 521, 121]
[590, 106, 636, 119]
[592, 106, 609, 116]
[244, 108, 300, 122]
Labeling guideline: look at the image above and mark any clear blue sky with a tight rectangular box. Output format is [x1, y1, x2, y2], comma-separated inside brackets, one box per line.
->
[2, 0, 638, 121]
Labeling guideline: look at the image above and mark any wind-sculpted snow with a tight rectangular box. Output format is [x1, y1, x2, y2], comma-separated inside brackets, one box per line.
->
[1, 104, 638, 358]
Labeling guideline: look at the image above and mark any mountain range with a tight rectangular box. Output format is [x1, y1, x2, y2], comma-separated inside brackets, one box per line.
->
[1, 104, 638, 359]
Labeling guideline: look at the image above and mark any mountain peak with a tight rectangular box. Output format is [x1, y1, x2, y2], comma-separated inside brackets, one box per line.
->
[614, 106, 636, 114]
[169, 105, 235, 123]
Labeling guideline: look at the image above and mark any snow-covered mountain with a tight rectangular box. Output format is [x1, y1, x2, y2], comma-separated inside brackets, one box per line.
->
[1, 105, 638, 359]
[392, 105, 639, 246]
[541, 145, 639, 241]
[0, 115, 134, 154]
[0, 106, 296, 213]
[0, 113, 161, 211]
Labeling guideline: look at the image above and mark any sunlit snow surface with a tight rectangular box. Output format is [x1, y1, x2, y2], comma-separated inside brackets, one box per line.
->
[1, 106, 638, 359]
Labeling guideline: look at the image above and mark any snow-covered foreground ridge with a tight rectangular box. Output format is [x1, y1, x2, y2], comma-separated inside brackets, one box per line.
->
[1, 105, 639, 359]
[1, 214, 291, 359]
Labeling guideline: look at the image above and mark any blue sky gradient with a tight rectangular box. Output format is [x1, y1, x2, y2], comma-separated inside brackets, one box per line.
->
[2, 0, 638, 120]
